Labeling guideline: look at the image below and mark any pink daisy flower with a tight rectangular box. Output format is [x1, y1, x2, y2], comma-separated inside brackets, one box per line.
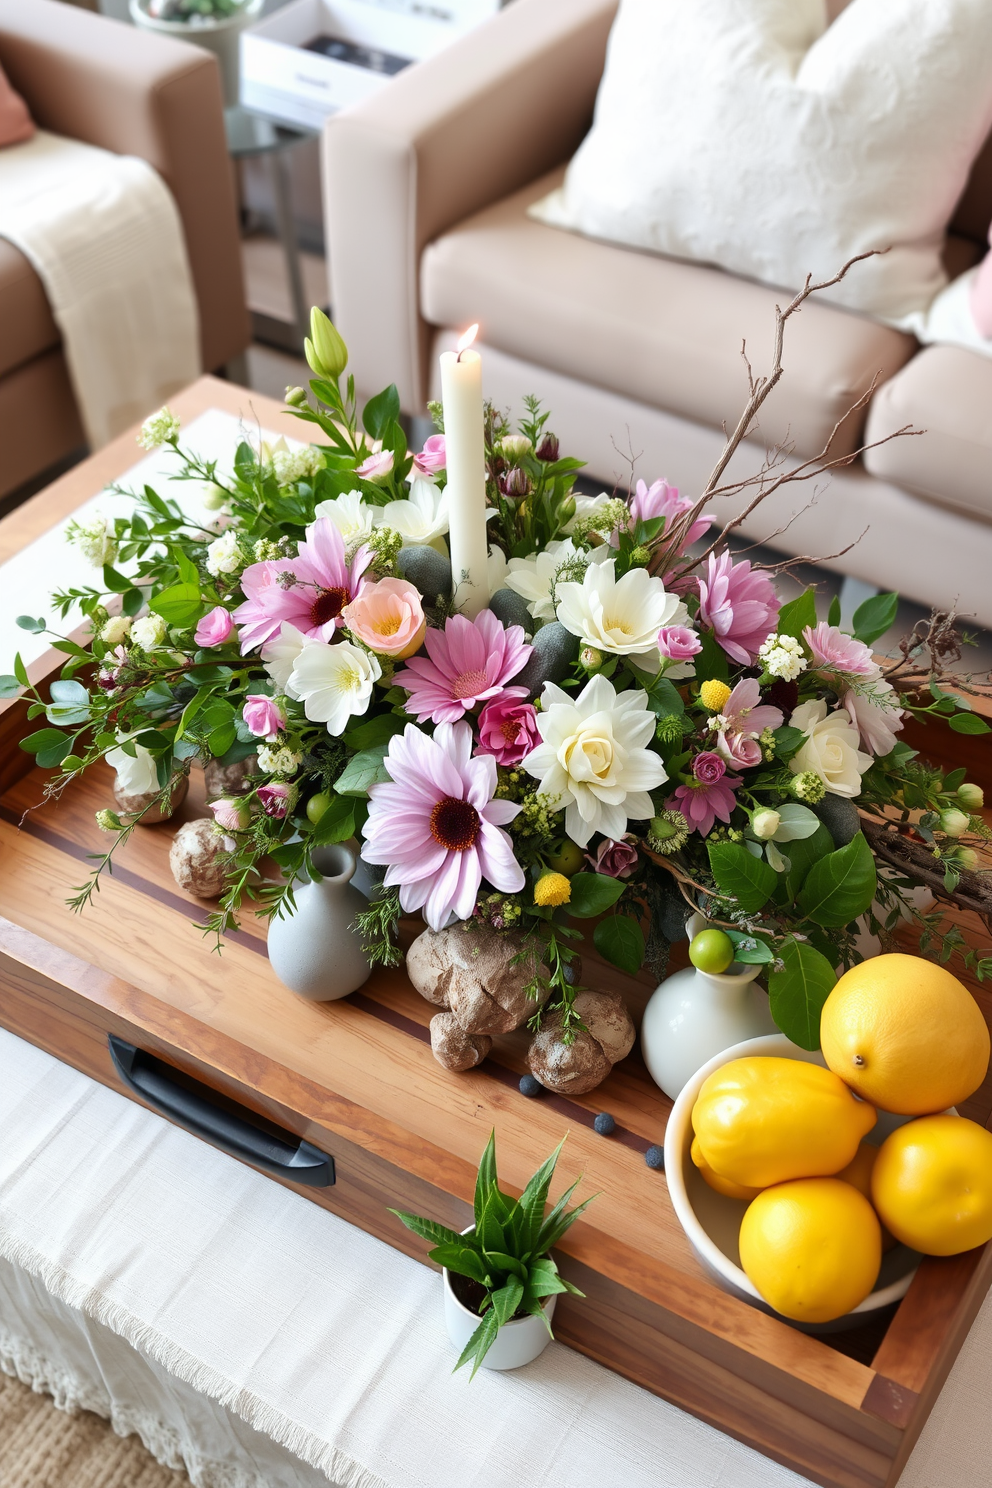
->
[363, 721, 525, 930]
[669, 756, 741, 836]
[804, 622, 880, 679]
[625, 479, 715, 557]
[234, 518, 370, 653]
[696, 552, 780, 666]
[393, 610, 532, 725]
[713, 678, 783, 770]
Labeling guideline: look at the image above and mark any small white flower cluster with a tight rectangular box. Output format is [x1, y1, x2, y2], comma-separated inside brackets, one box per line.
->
[271, 446, 325, 486]
[100, 614, 132, 647]
[758, 632, 808, 682]
[206, 528, 244, 577]
[67, 513, 117, 568]
[131, 614, 168, 651]
[138, 406, 180, 450]
[256, 744, 302, 776]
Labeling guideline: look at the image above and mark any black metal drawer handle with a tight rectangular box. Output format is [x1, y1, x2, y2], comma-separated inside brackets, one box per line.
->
[108, 1036, 335, 1188]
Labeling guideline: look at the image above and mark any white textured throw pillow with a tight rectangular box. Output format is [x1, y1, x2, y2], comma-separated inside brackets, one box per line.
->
[531, 0, 992, 325]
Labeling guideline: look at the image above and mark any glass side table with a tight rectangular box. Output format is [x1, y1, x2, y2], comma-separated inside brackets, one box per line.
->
[225, 104, 319, 350]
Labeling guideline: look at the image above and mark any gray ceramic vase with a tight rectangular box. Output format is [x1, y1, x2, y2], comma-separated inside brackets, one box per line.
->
[266, 843, 373, 1002]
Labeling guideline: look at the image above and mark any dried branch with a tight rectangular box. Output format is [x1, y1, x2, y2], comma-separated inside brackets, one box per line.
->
[859, 817, 992, 932]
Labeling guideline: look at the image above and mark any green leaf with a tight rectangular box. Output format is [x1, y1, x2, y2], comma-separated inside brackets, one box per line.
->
[16, 615, 46, 634]
[775, 586, 817, 643]
[535, 1189, 598, 1254]
[45, 702, 90, 727]
[943, 767, 967, 793]
[518, 1139, 565, 1253]
[427, 1244, 491, 1286]
[694, 630, 728, 682]
[149, 581, 201, 626]
[593, 915, 645, 974]
[342, 713, 406, 751]
[13, 653, 29, 688]
[101, 564, 132, 593]
[362, 383, 401, 441]
[454, 1307, 500, 1379]
[387, 1210, 464, 1249]
[772, 725, 806, 761]
[311, 794, 355, 845]
[122, 587, 145, 617]
[827, 593, 842, 627]
[187, 665, 233, 685]
[797, 831, 877, 928]
[949, 713, 991, 735]
[567, 873, 626, 918]
[724, 930, 775, 965]
[475, 1189, 508, 1256]
[777, 823, 834, 903]
[0, 675, 20, 698]
[645, 678, 684, 720]
[334, 744, 391, 796]
[768, 937, 837, 1050]
[525, 1257, 566, 1298]
[707, 841, 777, 913]
[851, 592, 899, 646]
[474, 1131, 498, 1225]
[20, 727, 68, 755]
[490, 1278, 525, 1327]
[49, 679, 88, 706]
[484, 1251, 528, 1284]
[135, 681, 175, 713]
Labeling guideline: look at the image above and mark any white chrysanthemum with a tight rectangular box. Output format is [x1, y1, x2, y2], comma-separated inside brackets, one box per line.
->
[758, 632, 808, 682]
[100, 614, 132, 646]
[789, 699, 873, 799]
[505, 539, 588, 621]
[555, 557, 681, 664]
[289, 640, 382, 736]
[380, 478, 450, 547]
[256, 744, 302, 776]
[314, 489, 380, 546]
[271, 444, 325, 485]
[206, 528, 243, 577]
[131, 613, 167, 650]
[261, 622, 306, 699]
[522, 673, 668, 846]
[67, 513, 117, 568]
[137, 406, 180, 450]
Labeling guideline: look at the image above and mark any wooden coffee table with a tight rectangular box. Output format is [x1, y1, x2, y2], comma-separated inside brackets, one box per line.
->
[1, 377, 990, 1488]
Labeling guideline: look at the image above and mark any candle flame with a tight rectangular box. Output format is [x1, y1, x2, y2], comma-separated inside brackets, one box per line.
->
[456, 323, 479, 359]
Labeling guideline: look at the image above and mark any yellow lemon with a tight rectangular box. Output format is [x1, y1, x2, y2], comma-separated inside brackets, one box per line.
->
[690, 1137, 763, 1201]
[691, 1056, 876, 1188]
[871, 1114, 992, 1256]
[836, 1140, 897, 1251]
[820, 954, 990, 1115]
[740, 1178, 882, 1323]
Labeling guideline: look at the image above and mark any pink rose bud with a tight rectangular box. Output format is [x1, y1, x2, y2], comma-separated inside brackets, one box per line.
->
[657, 625, 702, 661]
[243, 694, 286, 742]
[257, 781, 295, 819]
[585, 837, 639, 879]
[476, 696, 541, 767]
[693, 751, 726, 786]
[413, 433, 446, 475]
[356, 449, 394, 484]
[209, 797, 249, 831]
[195, 605, 235, 648]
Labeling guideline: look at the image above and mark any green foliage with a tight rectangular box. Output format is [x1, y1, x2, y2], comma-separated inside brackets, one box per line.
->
[851, 592, 899, 646]
[707, 841, 777, 913]
[334, 745, 392, 796]
[768, 937, 837, 1050]
[567, 872, 626, 918]
[797, 832, 877, 928]
[775, 587, 817, 643]
[594, 914, 645, 974]
[390, 1132, 593, 1378]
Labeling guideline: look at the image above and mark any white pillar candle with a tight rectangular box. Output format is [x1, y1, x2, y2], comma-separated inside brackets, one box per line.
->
[440, 326, 489, 618]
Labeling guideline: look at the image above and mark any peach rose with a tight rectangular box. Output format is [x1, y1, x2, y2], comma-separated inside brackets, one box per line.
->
[342, 577, 426, 659]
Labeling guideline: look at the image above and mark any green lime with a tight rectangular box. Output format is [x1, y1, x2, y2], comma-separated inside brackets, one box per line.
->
[547, 840, 585, 877]
[306, 791, 332, 824]
[689, 929, 735, 974]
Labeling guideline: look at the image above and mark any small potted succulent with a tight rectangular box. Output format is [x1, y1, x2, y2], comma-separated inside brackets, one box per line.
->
[130, 0, 264, 107]
[391, 1132, 594, 1376]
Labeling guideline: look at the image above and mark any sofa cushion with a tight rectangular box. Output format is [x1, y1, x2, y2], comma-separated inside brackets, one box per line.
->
[0, 235, 59, 379]
[863, 346, 992, 522]
[421, 170, 916, 461]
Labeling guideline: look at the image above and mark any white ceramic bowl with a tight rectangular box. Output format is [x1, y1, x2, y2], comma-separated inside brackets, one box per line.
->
[664, 1033, 924, 1333]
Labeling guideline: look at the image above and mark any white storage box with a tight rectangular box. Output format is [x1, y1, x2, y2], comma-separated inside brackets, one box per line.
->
[241, 0, 504, 131]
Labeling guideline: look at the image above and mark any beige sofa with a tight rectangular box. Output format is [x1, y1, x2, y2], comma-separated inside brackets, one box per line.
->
[0, 0, 250, 499]
[323, 0, 992, 626]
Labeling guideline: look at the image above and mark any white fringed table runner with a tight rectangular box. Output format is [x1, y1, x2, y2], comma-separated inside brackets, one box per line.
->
[2, 1030, 992, 1487]
[0, 130, 200, 448]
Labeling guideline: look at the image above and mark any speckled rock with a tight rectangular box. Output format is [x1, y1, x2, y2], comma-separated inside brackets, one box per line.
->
[396, 545, 452, 605]
[203, 754, 257, 798]
[514, 621, 579, 699]
[814, 794, 862, 847]
[527, 990, 635, 1095]
[488, 587, 533, 635]
[113, 775, 188, 824]
[405, 923, 549, 1034]
[430, 1012, 492, 1072]
[169, 818, 231, 898]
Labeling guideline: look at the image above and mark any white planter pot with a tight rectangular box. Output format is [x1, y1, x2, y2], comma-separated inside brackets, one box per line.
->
[664, 1032, 927, 1333]
[129, 0, 264, 107]
[640, 913, 776, 1100]
[442, 1232, 556, 1371]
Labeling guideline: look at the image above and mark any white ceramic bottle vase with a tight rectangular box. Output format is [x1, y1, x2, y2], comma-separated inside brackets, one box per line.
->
[266, 843, 373, 1002]
[640, 914, 776, 1100]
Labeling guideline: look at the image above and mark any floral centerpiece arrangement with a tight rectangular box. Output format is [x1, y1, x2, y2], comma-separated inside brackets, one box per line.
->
[6, 282, 991, 1055]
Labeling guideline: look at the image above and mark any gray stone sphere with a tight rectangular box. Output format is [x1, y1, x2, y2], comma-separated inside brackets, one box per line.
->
[515, 622, 579, 698]
[488, 587, 533, 635]
[396, 545, 452, 604]
[814, 794, 862, 846]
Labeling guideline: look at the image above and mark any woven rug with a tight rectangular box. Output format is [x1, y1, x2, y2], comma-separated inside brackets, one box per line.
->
[0, 1368, 190, 1488]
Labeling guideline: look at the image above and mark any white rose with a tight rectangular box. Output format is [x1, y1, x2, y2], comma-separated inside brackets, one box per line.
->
[788, 700, 872, 799]
[106, 734, 158, 795]
[100, 614, 132, 646]
[131, 613, 168, 651]
[206, 529, 243, 577]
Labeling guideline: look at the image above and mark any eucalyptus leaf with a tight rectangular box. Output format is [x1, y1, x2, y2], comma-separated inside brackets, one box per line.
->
[0, 675, 20, 698]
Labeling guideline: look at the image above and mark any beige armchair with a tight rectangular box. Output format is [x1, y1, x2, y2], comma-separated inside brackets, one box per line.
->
[323, 0, 992, 626]
[0, 0, 250, 498]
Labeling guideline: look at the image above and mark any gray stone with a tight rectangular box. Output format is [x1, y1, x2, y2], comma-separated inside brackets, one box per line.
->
[488, 587, 533, 635]
[514, 621, 579, 698]
[396, 545, 452, 605]
[815, 794, 862, 846]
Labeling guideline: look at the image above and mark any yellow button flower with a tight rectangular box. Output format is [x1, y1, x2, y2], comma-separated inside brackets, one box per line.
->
[534, 871, 572, 907]
[699, 679, 732, 712]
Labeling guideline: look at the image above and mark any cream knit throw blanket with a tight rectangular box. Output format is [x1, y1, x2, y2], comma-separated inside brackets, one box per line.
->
[0, 130, 200, 449]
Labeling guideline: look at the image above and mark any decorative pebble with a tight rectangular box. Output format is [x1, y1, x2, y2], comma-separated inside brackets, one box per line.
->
[519, 1074, 543, 1098]
[593, 1112, 616, 1136]
[645, 1145, 665, 1171]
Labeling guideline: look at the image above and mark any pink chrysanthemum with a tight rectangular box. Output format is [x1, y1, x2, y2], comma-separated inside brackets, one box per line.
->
[363, 721, 525, 930]
[804, 622, 880, 679]
[234, 518, 370, 653]
[669, 771, 741, 837]
[697, 552, 780, 666]
[393, 610, 532, 725]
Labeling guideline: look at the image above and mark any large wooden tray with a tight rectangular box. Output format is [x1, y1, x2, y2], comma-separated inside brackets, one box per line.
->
[1, 380, 991, 1488]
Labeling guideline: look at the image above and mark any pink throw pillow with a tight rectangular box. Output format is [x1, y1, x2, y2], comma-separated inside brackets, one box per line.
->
[0, 59, 34, 149]
[971, 228, 992, 339]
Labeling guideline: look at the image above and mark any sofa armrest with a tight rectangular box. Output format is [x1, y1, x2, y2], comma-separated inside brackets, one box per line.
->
[323, 0, 617, 412]
[0, 0, 249, 372]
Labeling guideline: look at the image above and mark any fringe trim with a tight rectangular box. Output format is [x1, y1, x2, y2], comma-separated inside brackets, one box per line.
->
[0, 1226, 389, 1488]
